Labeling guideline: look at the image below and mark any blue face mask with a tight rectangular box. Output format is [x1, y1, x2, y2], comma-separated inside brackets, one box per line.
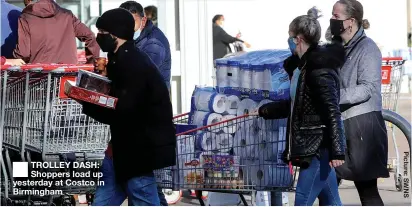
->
[133, 29, 141, 40]
[288, 37, 296, 54]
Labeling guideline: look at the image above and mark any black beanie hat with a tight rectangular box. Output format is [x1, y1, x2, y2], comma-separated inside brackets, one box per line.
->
[96, 8, 135, 40]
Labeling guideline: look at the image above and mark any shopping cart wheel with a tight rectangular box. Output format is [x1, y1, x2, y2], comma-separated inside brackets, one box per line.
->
[190, 190, 208, 199]
[58, 194, 76, 206]
[163, 190, 182, 205]
[86, 193, 94, 206]
[395, 174, 403, 191]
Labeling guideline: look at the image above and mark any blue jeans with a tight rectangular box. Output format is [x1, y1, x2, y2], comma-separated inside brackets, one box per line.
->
[92, 156, 160, 206]
[295, 149, 342, 206]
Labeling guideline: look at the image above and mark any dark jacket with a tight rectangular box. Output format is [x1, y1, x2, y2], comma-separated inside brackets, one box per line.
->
[82, 41, 176, 182]
[213, 23, 242, 60]
[258, 44, 346, 165]
[1, 0, 21, 59]
[13, 0, 100, 64]
[135, 20, 171, 90]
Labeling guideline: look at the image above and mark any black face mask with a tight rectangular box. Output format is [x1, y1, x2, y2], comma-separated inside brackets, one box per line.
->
[330, 19, 347, 37]
[96, 33, 117, 52]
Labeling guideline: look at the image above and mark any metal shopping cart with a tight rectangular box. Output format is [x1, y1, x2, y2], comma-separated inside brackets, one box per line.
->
[381, 57, 407, 191]
[0, 64, 110, 205]
[156, 112, 294, 205]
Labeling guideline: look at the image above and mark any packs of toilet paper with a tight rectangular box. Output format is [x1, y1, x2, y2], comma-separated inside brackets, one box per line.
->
[251, 64, 265, 90]
[256, 99, 279, 131]
[225, 95, 241, 115]
[216, 61, 229, 88]
[257, 130, 285, 162]
[190, 111, 223, 131]
[233, 125, 260, 159]
[227, 60, 241, 87]
[221, 115, 238, 134]
[215, 133, 234, 153]
[251, 161, 294, 191]
[271, 67, 290, 91]
[240, 63, 253, 89]
[196, 132, 218, 151]
[237, 98, 258, 116]
[192, 86, 227, 113]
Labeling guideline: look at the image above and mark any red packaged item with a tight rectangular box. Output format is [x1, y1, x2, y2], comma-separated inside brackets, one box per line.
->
[76, 69, 111, 94]
[64, 80, 117, 109]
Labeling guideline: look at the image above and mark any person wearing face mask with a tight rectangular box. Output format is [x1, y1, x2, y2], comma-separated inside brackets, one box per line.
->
[319, 0, 388, 206]
[252, 7, 346, 206]
[212, 14, 251, 61]
[119, 1, 171, 93]
[80, 8, 176, 206]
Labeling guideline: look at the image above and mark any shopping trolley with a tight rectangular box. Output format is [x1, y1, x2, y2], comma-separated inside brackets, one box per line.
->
[161, 111, 294, 205]
[0, 64, 110, 205]
[381, 57, 406, 191]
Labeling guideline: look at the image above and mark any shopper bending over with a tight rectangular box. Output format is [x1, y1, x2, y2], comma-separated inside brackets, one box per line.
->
[254, 7, 346, 206]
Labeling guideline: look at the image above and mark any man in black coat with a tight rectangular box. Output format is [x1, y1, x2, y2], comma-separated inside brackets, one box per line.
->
[80, 8, 176, 206]
[212, 14, 250, 60]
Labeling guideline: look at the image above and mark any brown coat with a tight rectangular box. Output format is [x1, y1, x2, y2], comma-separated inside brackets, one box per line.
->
[13, 0, 99, 64]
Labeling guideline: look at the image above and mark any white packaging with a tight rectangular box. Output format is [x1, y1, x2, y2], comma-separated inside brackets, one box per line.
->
[227, 61, 241, 87]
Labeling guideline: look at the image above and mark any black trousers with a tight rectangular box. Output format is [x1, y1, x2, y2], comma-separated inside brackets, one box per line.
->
[319, 178, 384, 206]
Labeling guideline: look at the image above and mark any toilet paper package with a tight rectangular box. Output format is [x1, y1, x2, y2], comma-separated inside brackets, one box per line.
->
[216, 62, 229, 88]
[227, 60, 241, 87]
[271, 67, 290, 92]
[215, 133, 234, 153]
[240, 63, 253, 89]
[221, 115, 238, 134]
[257, 130, 285, 162]
[256, 99, 279, 131]
[252, 161, 294, 190]
[251, 64, 265, 90]
[225, 95, 241, 115]
[236, 98, 258, 116]
[240, 159, 258, 186]
[196, 132, 218, 151]
[233, 125, 260, 159]
[190, 111, 223, 131]
[192, 86, 227, 113]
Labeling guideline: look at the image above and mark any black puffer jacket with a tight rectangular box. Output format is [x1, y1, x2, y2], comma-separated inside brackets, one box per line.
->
[258, 44, 346, 166]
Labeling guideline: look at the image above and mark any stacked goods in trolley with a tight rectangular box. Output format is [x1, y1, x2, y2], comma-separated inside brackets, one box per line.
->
[380, 57, 407, 192]
[0, 64, 111, 205]
[165, 50, 296, 205]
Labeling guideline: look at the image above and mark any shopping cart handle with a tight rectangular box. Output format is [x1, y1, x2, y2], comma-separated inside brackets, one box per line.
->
[4, 65, 23, 72]
[382, 57, 403, 61]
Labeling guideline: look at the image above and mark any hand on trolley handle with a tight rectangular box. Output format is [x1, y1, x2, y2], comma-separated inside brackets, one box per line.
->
[4, 58, 25, 66]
